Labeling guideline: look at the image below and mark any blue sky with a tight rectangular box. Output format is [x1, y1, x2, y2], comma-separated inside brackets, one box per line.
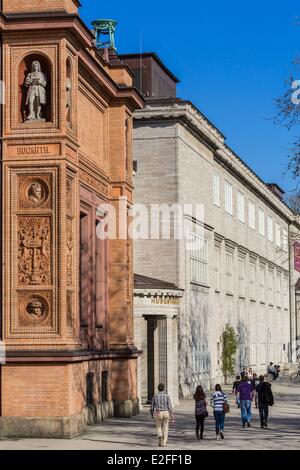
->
[80, 0, 300, 195]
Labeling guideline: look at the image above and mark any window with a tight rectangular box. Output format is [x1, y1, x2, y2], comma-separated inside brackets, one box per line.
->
[237, 192, 245, 223]
[225, 251, 234, 294]
[268, 269, 274, 305]
[259, 265, 266, 303]
[213, 172, 220, 207]
[267, 216, 273, 242]
[282, 228, 288, 252]
[258, 209, 265, 236]
[248, 201, 256, 229]
[276, 272, 282, 307]
[190, 233, 208, 285]
[283, 275, 289, 309]
[250, 343, 256, 366]
[275, 223, 281, 247]
[260, 343, 266, 365]
[225, 181, 233, 215]
[214, 245, 221, 291]
[238, 257, 246, 297]
[249, 259, 256, 300]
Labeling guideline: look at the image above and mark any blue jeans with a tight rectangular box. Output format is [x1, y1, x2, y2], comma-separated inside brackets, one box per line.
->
[240, 399, 252, 424]
[214, 410, 225, 433]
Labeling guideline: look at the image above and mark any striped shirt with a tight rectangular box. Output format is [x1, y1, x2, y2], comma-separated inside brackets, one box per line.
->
[210, 391, 228, 412]
[150, 391, 173, 413]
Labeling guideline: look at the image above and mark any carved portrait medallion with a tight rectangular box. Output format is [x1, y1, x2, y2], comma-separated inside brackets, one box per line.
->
[19, 294, 50, 326]
[19, 176, 50, 208]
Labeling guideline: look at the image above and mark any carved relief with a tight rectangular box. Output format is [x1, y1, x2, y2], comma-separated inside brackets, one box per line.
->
[67, 292, 74, 330]
[79, 170, 108, 196]
[18, 217, 51, 285]
[66, 177, 73, 216]
[19, 176, 51, 209]
[19, 293, 51, 326]
[66, 218, 73, 287]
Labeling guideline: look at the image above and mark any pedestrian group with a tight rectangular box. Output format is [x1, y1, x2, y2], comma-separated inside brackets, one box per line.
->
[150, 366, 274, 447]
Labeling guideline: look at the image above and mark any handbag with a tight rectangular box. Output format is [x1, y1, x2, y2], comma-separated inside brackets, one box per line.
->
[203, 409, 209, 418]
[223, 402, 230, 414]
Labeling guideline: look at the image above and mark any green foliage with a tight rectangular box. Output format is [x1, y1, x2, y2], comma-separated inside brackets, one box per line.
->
[221, 324, 238, 384]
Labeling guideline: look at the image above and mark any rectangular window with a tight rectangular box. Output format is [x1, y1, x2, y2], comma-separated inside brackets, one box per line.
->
[225, 181, 233, 215]
[282, 228, 288, 252]
[237, 192, 245, 223]
[259, 265, 266, 303]
[238, 257, 246, 297]
[214, 245, 221, 291]
[250, 343, 256, 366]
[268, 269, 274, 305]
[268, 216, 273, 242]
[276, 223, 281, 247]
[213, 172, 220, 207]
[258, 209, 265, 236]
[190, 233, 208, 285]
[283, 275, 289, 309]
[248, 201, 256, 229]
[261, 343, 266, 365]
[225, 251, 234, 294]
[276, 272, 282, 307]
[249, 260, 256, 300]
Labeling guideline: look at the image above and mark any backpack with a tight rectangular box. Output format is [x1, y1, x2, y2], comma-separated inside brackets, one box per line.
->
[261, 383, 274, 406]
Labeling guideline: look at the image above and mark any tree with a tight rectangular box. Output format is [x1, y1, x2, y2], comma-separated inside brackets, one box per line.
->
[221, 324, 238, 385]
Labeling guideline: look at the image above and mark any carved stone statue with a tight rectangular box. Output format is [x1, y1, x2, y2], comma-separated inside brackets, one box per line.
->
[25, 60, 47, 121]
[66, 77, 72, 109]
[26, 299, 45, 318]
[28, 181, 43, 203]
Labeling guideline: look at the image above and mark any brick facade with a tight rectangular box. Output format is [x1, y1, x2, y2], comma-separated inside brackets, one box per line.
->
[0, 1, 143, 438]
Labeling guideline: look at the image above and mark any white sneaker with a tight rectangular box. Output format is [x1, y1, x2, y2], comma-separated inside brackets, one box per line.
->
[216, 434, 220, 440]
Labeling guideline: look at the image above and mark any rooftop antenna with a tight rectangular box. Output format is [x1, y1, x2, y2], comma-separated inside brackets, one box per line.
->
[91, 19, 118, 50]
[139, 29, 143, 94]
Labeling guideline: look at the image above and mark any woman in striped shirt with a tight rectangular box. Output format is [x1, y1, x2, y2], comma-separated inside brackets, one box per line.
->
[193, 385, 208, 440]
[210, 384, 229, 440]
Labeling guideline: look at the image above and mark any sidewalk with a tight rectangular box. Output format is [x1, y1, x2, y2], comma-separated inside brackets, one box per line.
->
[0, 378, 299, 450]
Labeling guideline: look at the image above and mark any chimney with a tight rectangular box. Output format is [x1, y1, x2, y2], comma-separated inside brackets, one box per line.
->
[267, 183, 285, 201]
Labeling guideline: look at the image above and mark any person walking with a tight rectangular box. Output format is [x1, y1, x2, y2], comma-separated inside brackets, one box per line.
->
[150, 383, 174, 447]
[251, 373, 260, 408]
[232, 375, 241, 408]
[210, 384, 229, 440]
[236, 375, 253, 428]
[256, 375, 274, 428]
[193, 385, 208, 440]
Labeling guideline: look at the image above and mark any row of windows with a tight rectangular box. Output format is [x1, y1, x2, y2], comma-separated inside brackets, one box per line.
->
[213, 172, 288, 250]
[189, 232, 289, 308]
[250, 343, 287, 367]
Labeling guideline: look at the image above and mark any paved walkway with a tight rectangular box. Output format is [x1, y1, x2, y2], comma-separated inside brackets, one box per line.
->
[1, 379, 299, 450]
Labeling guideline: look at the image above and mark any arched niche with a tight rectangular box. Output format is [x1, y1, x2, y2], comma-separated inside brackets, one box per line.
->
[66, 58, 72, 125]
[18, 53, 52, 123]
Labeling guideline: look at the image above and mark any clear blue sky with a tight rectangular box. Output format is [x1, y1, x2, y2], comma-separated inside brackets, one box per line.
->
[80, 0, 300, 195]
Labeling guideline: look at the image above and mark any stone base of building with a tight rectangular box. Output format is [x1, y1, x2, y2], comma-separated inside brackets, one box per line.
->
[0, 399, 140, 439]
[0, 411, 86, 439]
[114, 398, 140, 418]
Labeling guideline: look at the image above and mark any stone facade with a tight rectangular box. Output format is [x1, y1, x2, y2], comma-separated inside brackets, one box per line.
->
[0, 1, 143, 437]
[121, 54, 300, 399]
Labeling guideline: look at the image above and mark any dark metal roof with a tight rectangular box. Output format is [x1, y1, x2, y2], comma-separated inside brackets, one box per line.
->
[118, 52, 180, 83]
[134, 273, 182, 290]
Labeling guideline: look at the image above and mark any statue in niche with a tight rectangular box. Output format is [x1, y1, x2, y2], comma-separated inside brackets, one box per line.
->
[28, 181, 43, 203]
[25, 60, 47, 121]
[26, 299, 45, 318]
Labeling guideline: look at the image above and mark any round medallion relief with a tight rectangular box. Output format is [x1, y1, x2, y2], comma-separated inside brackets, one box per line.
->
[22, 295, 49, 325]
[19, 177, 49, 207]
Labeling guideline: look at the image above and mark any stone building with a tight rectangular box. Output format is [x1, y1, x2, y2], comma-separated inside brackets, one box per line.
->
[0, 1, 143, 437]
[121, 53, 300, 400]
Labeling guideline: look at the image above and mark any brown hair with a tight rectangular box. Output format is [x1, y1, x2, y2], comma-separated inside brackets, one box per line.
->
[194, 385, 206, 401]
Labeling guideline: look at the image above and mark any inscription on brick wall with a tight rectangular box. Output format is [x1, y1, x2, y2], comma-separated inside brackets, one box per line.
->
[8, 144, 60, 158]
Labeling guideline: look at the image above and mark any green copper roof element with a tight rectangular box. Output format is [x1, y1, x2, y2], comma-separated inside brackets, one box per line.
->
[91, 19, 118, 50]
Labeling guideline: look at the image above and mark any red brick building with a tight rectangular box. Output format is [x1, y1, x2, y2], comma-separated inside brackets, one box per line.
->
[0, 0, 143, 437]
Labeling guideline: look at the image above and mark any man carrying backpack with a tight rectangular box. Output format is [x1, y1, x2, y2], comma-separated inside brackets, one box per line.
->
[255, 375, 274, 428]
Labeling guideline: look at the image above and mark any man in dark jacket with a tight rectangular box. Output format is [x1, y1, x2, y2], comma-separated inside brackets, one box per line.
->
[256, 375, 274, 428]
